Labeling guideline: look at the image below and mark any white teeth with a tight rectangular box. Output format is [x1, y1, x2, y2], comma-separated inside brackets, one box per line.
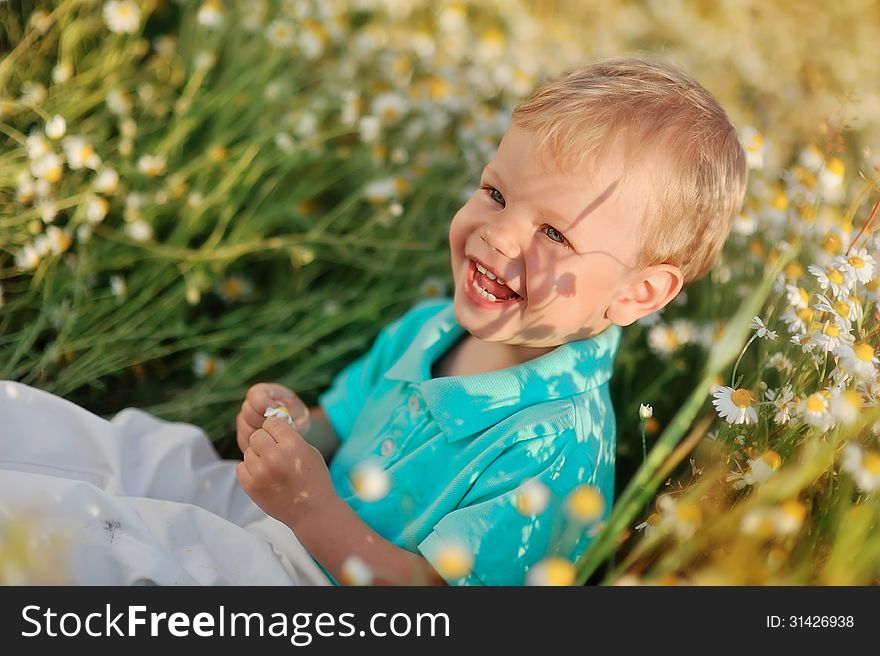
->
[474, 260, 505, 284]
[472, 280, 499, 302]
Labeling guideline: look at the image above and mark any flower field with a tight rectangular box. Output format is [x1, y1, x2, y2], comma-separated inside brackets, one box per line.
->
[2, 0, 880, 584]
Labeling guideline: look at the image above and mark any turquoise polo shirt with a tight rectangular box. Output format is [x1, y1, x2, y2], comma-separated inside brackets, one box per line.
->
[318, 297, 621, 585]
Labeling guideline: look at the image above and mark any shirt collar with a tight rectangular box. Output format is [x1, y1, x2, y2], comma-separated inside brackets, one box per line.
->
[384, 299, 622, 442]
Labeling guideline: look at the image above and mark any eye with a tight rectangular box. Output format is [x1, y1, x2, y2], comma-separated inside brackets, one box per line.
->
[541, 225, 575, 251]
[481, 184, 505, 207]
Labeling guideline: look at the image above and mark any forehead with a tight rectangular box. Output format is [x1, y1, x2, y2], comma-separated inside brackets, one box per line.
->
[488, 126, 647, 249]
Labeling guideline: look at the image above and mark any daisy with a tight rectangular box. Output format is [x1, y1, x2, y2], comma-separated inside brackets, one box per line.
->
[94, 168, 119, 195]
[525, 557, 576, 586]
[818, 157, 845, 200]
[63, 136, 101, 170]
[727, 450, 782, 489]
[514, 478, 550, 516]
[647, 323, 681, 355]
[103, 0, 142, 35]
[835, 342, 879, 381]
[808, 263, 852, 298]
[781, 304, 814, 334]
[15, 243, 41, 271]
[634, 512, 663, 539]
[712, 386, 758, 425]
[833, 248, 876, 285]
[30, 153, 63, 184]
[372, 92, 409, 125]
[137, 154, 166, 177]
[216, 275, 253, 303]
[657, 494, 701, 539]
[109, 275, 126, 303]
[798, 392, 835, 432]
[85, 195, 109, 224]
[263, 404, 295, 428]
[106, 89, 133, 116]
[266, 19, 296, 47]
[751, 316, 777, 340]
[829, 388, 862, 427]
[741, 500, 806, 538]
[349, 460, 390, 502]
[45, 226, 72, 255]
[566, 484, 604, 524]
[419, 275, 447, 299]
[812, 317, 853, 354]
[15, 172, 35, 204]
[433, 543, 474, 580]
[841, 443, 880, 493]
[765, 385, 796, 425]
[739, 125, 765, 170]
[765, 352, 793, 373]
[197, 0, 225, 28]
[639, 403, 653, 419]
[358, 115, 381, 143]
[193, 351, 226, 377]
[124, 219, 153, 242]
[786, 284, 811, 310]
[799, 144, 825, 171]
[45, 115, 66, 141]
[340, 556, 373, 586]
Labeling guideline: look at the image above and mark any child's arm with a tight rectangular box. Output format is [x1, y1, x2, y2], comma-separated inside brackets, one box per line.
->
[237, 416, 445, 586]
[295, 494, 446, 586]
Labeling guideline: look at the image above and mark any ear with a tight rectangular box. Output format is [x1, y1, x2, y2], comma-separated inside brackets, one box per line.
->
[604, 264, 684, 327]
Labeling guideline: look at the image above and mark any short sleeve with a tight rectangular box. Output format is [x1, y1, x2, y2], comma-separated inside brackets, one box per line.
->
[317, 298, 449, 443]
[418, 433, 601, 586]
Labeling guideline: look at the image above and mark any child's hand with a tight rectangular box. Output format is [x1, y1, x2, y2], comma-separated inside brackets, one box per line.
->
[236, 383, 311, 455]
[236, 416, 336, 527]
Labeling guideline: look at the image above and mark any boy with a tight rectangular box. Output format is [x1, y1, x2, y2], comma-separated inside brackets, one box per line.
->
[235, 55, 749, 585]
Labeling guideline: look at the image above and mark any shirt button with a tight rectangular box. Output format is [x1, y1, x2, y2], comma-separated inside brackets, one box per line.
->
[380, 438, 395, 456]
[408, 392, 421, 415]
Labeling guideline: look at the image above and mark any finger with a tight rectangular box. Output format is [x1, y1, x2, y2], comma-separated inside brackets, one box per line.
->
[240, 400, 265, 429]
[262, 416, 302, 443]
[248, 383, 291, 412]
[236, 414, 252, 452]
[249, 429, 278, 456]
[236, 461, 254, 489]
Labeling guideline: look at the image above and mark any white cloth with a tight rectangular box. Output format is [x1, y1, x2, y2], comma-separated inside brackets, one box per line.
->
[0, 380, 331, 586]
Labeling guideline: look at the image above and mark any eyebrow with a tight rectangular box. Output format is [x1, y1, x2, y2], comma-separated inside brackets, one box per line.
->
[484, 166, 584, 245]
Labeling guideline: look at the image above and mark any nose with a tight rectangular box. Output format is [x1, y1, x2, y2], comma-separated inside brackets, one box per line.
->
[480, 222, 522, 259]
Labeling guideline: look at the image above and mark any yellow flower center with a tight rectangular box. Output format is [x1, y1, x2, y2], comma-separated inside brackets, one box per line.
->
[771, 192, 788, 211]
[863, 452, 880, 475]
[826, 157, 845, 176]
[823, 323, 839, 338]
[821, 233, 842, 255]
[841, 390, 862, 409]
[832, 300, 850, 317]
[762, 450, 782, 470]
[535, 558, 576, 586]
[785, 261, 805, 279]
[435, 545, 473, 579]
[223, 278, 243, 298]
[731, 388, 756, 409]
[675, 501, 702, 525]
[646, 512, 662, 526]
[854, 343, 875, 362]
[779, 500, 806, 523]
[797, 307, 814, 323]
[567, 485, 604, 522]
[828, 269, 844, 285]
[866, 278, 880, 292]
[848, 256, 865, 269]
[806, 394, 826, 414]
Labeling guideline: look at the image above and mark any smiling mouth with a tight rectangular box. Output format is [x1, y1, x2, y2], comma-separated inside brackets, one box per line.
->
[468, 259, 522, 302]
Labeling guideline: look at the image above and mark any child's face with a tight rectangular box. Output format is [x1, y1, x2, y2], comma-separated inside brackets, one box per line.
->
[448, 125, 648, 353]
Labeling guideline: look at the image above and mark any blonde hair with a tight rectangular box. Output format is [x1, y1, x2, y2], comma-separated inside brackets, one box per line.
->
[511, 54, 748, 285]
